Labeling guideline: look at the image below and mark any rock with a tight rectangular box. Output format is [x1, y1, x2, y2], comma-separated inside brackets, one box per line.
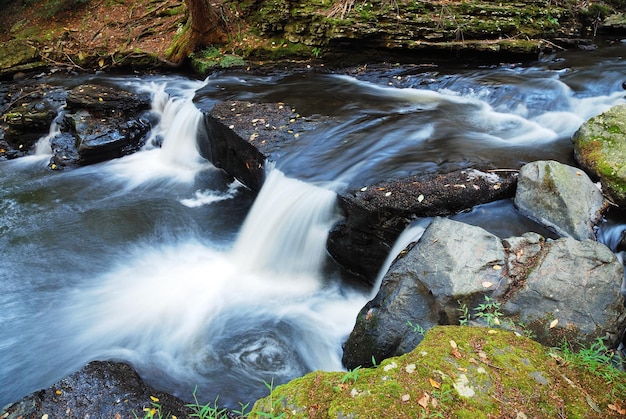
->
[0, 39, 42, 79]
[328, 169, 517, 283]
[0, 361, 191, 419]
[200, 100, 318, 191]
[55, 84, 153, 166]
[254, 326, 626, 419]
[342, 218, 505, 370]
[65, 84, 151, 113]
[501, 236, 626, 347]
[514, 160, 606, 240]
[343, 219, 625, 369]
[573, 104, 626, 207]
[66, 109, 151, 164]
[0, 84, 67, 155]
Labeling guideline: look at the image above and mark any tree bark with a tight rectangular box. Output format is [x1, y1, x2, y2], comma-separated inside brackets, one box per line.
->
[166, 0, 228, 64]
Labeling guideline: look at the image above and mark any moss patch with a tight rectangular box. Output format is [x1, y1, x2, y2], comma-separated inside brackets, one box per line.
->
[573, 104, 626, 206]
[251, 326, 626, 418]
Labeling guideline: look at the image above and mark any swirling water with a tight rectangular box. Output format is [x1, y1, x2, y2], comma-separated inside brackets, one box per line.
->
[2, 45, 626, 408]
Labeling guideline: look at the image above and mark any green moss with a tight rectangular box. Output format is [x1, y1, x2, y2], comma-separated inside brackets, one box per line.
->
[251, 326, 626, 418]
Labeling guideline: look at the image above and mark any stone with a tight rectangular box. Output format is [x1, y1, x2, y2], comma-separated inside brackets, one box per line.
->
[501, 236, 626, 347]
[514, 160, 606, 240]
[342, 218, 505, 370]
[573, 104, 626, 207]
[328, 169, 517, 283]
[0, 361, 191, 419]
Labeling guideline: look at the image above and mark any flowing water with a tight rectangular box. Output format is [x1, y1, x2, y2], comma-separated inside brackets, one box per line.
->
[2, 45, 626, 409]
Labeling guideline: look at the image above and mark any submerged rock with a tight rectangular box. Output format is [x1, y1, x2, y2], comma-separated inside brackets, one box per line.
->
[514, 160, 606, 240]
[254, 326, 626, 419]
[0, 361, 191, 419]
[573, 104, 626, 207]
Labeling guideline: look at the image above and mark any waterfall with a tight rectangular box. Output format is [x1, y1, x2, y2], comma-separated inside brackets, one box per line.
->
[232, 168, 341, 276]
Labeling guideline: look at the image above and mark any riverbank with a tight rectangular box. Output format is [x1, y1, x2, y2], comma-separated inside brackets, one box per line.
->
[1, 0, 626, 77]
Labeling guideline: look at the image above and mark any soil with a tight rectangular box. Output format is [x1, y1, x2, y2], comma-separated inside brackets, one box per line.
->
[0, 0, 187, 66]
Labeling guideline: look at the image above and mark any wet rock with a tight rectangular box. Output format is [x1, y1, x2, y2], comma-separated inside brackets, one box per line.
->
[0, 84, 67, 156]
[342, 218, 505, 370]
[573, 104, 626, 207]
[65, 84, 151, 113]
[328, 169, 517, 283]
[514, 160, 606, 240]
[0, 361, 191, 419]
[501, 236, 626, 347]
[200, 100, 319, 191]
[53, 84, 153, 166]
[343, 218, 625, 369]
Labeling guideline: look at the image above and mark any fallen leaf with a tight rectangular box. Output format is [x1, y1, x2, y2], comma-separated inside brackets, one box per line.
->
[385, 191, 392, 197]
[417, 194, 424, 202]
[451, 347, 462, 359]
[481, 281, 493, 288]
[150, 395, 160, 402]
[549, 319, 559, 329]
[418, 392, 430, 408]
[401, 394, 410, 402]
[449, 340, 458, 349]
[468, 357, 478, 364]
[405, 363, 416, 373]
[492, 264, 502, 270]
[360, 187, 367, 191]
[429, 378, 441, 389]
[98, 58, 104, 67]
[55, 389, 62, 395]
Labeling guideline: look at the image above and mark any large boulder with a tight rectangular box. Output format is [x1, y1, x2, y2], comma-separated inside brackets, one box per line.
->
[342, 218, 505, 370]
[0, 361, 191, 419]
[514, 160, 606, 240]
[573, 104, 626, 207]
[328, 169, 517, 283]
[343, 218, 625, 369]
[254, 326, 626, 419]
[501, 234, 626, 347]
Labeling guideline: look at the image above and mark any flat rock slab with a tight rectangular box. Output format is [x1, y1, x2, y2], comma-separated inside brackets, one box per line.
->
[328, 169, 518, 282]
[201, 100, 323, 191]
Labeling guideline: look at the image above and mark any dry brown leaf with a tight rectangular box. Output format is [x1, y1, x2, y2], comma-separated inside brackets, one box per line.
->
[451, 347, 462, 359]
[401, 394, 410, 402]
[449, 340, 457, 349]
[418, 392, 430, 408]
[429, 378, 441, 389]
[549, 319, 559, 329]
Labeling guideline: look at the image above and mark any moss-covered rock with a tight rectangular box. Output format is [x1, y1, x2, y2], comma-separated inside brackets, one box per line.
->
[252, 326, 626, 418]
[0, 39, 43, 77]
[572, 104, 626, 207]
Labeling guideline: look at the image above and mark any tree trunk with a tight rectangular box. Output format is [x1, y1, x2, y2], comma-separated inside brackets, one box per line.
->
[166, 0, 228, 64]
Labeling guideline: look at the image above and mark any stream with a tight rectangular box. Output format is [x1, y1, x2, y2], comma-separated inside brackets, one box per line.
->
[1, 44, 626, 409]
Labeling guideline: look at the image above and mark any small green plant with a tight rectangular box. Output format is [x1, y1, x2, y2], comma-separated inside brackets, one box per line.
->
[255, 378, 286, 419]
[473, 295, 503, 326]
[553, 337, 626, 397]
[341, 366, 361, 384]
[407, 320, 426, 336]
[311, 47, 322, 58]
[186, 387, 229, 419]
[457, 300, 470, 325]
[133, 396, 171, 419]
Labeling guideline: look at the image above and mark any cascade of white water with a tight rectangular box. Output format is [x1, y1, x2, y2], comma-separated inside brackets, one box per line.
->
[232, 168, 342, 276]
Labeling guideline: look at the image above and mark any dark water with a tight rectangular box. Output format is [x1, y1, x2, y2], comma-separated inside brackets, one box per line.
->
[1, 45, 626, 409]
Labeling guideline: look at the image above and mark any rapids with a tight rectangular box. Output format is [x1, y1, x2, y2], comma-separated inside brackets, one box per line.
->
[1, 45, 626, 408]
